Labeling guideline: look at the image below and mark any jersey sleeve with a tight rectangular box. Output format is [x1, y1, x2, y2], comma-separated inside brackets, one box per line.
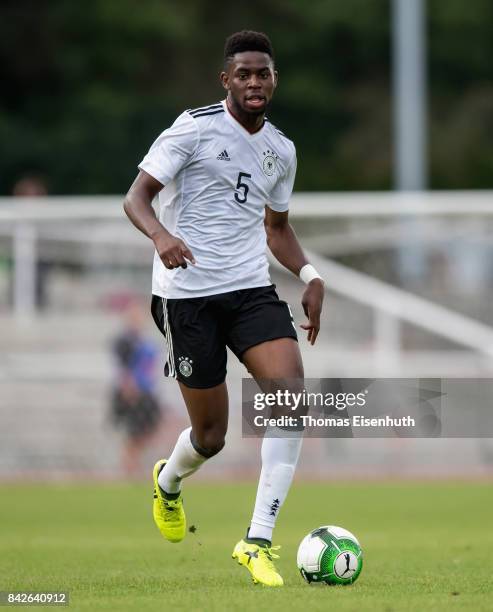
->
[138, 112, 199, 185]
[266, 150, 297, 212]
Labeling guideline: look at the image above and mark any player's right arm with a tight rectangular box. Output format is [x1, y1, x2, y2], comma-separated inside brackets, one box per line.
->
[123, 170, 195, 269]
[125, 111, 199, 269]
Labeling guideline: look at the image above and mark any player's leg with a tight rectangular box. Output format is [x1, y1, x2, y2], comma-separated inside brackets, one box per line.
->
[227, 286, 303, 585]
[150, 294, 228, 543]
[153, 382, 228, 542]
[243, 338, 304, 542]
[157, 382, 228, 494]
[232, 338, 304, 586]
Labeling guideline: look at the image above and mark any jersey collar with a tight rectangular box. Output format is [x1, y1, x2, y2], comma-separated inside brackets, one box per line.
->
[222, 99, 266, 140]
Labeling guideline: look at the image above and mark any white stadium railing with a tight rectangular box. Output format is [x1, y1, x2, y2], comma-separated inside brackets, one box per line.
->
[2, 190, 493, 220]
[272, 251, 493, 375]
[1, 192, 493, 376]
[2, 192, 493, 477]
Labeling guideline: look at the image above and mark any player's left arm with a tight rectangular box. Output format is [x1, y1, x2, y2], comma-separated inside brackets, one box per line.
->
[264, 206, 325, 345]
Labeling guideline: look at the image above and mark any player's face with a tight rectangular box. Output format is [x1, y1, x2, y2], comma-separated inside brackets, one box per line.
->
[221, 51, 277, 115]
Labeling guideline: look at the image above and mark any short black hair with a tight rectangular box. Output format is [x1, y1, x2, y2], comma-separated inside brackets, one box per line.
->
[224, 30, 274, 66]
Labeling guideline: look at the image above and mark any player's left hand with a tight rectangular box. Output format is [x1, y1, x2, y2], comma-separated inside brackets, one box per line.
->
[300, 278, 325, 345]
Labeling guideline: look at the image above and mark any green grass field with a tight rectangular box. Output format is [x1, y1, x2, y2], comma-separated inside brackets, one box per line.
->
[1, 481, 492, 611]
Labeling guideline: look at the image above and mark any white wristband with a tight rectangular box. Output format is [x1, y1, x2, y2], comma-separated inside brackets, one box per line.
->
[299, 264, 323, 285]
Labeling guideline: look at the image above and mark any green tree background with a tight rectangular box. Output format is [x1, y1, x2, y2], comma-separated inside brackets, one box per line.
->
[1, 0, 492, 194]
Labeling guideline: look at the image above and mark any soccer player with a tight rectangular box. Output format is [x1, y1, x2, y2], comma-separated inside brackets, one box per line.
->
[123, 30, 325, 586]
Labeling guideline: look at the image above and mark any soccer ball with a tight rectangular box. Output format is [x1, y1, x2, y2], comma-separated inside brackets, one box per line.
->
[297, 525, 363, 585]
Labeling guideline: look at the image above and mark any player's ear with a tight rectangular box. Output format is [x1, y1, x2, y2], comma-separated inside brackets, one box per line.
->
[273, 69, 279, 88]
[220, 71, 230, 91]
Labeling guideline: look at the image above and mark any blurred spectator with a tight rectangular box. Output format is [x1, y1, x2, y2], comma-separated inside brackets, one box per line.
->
[109, 299, 164, 477]
[12, 175, 48, 197]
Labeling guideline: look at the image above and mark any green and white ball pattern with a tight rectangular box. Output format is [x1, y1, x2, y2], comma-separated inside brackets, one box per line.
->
[297, 525, 363, 585]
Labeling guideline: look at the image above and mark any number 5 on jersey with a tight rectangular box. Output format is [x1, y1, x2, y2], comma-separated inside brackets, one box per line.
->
[234, 172, 252, 204]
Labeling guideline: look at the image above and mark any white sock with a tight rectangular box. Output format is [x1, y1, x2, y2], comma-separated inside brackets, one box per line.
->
[248, 429, 303, 542]
[157, 427, 207, 494]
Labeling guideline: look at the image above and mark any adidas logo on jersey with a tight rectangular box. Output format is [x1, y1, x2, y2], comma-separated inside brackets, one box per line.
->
[216, 149, 230, 161]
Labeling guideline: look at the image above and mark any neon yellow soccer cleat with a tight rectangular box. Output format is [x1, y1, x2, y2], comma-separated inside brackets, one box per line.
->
[152, 459, 186, 543]
[232, 539, 284, 586]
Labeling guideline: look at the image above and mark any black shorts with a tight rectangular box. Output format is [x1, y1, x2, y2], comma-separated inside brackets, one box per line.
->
[151, 285, 298, 389]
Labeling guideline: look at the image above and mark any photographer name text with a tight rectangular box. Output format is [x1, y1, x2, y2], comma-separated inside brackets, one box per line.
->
[253, 414, 416, 428]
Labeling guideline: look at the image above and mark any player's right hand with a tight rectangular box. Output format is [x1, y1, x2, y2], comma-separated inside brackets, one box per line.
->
[153, 232, 196, 269]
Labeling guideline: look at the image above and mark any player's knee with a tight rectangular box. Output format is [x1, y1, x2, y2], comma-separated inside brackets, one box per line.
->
[205, 436, 226, 457]
[191, 430, 226, 458]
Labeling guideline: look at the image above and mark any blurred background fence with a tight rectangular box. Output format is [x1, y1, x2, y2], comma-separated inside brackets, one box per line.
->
[1, 192, 493, 480]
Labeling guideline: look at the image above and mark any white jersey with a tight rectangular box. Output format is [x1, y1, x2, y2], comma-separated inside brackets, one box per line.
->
[139, 99, 297, 299]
